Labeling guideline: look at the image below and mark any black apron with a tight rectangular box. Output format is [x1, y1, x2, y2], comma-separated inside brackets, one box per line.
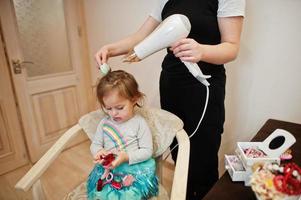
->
[159, 0, 225, 199]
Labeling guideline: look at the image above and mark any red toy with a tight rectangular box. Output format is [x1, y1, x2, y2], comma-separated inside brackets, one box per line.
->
[101, 153, 115, 168]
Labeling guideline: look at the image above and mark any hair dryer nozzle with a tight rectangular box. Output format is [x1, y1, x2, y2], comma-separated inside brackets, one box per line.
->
[123, 50, 141, 63]
[133, 14, 191, 60]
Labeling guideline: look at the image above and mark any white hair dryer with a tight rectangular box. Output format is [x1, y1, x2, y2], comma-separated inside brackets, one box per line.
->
[125, 14, 211, 86]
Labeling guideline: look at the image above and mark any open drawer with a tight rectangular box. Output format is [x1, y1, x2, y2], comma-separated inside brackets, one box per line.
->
[225, 155, 249, 182]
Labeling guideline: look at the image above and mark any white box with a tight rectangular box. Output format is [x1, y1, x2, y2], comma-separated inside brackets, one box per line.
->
[236, 129, 296, 169]
[224, 129, 296, 184]
[225, 155, 249, 182]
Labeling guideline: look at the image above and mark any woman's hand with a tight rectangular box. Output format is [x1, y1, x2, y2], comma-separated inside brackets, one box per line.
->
[94, 16, 160, 68]
[170, 17, 244, 65]
[110, 151, 129, 169]
[170, 38, 204, 63]
[94, 45, 110, 67]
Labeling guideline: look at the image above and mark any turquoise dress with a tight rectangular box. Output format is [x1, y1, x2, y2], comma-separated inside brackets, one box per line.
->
[87, 159, 158, 200]
[87, 120, 158, 200]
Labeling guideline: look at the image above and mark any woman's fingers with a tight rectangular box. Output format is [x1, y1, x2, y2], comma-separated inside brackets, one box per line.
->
[94, 51, 102, 67]
[170, 38, 189, 50]
[94, 48, 109, 67]
[173, 44, 191, 54]
[174, 48, 191, 57]
[171, 38, 203, 63]
[180, 56, 196, 63]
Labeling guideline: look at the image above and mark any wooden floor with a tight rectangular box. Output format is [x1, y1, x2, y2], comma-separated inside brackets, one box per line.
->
[0, 141, 175, 200]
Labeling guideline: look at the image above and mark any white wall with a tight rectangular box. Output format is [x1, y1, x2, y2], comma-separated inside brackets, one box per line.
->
[84, 0, 301, 173]
[84, 0, 163, 107]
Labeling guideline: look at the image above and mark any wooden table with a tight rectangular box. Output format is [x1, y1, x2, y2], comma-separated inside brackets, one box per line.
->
[203, 119, 301, 200]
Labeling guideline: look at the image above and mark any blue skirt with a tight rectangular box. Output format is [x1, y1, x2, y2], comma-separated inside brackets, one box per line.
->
[87, 158, 158, 200]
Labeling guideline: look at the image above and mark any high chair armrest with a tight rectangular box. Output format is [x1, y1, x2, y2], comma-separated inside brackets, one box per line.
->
[170, 129, 190, 200]
[15, 124, 83, 192]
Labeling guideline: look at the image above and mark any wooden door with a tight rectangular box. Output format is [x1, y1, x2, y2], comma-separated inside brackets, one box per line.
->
[0, 25, 28, 175]
[0, 0, 93, 162]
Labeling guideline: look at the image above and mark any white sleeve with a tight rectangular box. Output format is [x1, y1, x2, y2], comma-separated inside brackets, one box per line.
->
[217, 0, 246, 17]
[128, 117, 153, 165]
[149, 0, 169, 22]
[90, 122, 104, 157]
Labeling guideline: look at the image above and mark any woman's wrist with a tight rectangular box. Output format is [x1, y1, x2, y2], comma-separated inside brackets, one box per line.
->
[197, 43, 205, 62]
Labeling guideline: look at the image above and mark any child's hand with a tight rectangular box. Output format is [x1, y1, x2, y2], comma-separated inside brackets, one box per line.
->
[93, 149, 109, 164]
[110, 151, 129, 169]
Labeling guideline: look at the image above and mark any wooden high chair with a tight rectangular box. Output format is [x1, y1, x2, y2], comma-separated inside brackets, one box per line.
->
[15, 108, 190, 200]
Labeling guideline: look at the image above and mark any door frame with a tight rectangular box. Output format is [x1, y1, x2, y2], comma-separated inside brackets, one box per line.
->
[0, 0, 93, 162]
[0, 21, 29, 175]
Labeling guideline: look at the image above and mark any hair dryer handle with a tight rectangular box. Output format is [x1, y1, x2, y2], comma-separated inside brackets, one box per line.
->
[182, 61, 211, 86]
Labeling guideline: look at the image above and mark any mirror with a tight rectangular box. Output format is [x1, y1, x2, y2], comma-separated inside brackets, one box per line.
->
[269, 135, 285, 150]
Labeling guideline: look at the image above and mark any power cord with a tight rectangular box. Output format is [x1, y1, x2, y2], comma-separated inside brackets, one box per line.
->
[163, 85, 210, 160]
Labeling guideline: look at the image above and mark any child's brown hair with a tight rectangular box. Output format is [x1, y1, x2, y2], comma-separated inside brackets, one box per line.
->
[96, 70, 144, 108]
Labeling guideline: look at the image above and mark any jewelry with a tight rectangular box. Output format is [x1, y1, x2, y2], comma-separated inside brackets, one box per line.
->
[273, 163, 301, 195]
[244, 147, 267, 158]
